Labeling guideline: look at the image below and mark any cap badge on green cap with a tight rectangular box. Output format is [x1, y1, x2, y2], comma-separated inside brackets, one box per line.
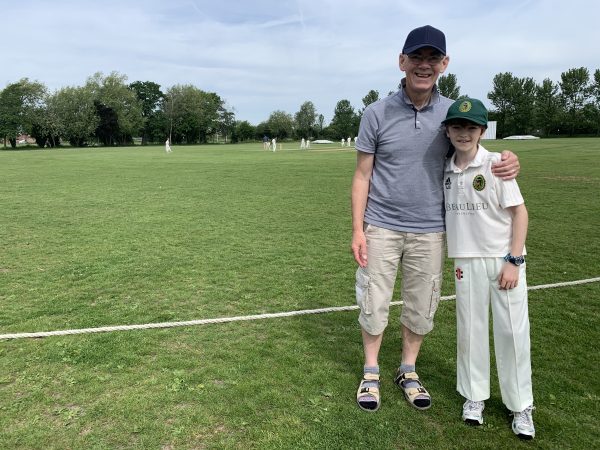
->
[458, 101, 472, 113]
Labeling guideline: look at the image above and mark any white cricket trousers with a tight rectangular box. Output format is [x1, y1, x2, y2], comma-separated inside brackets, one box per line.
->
[454, 257, 533, 412]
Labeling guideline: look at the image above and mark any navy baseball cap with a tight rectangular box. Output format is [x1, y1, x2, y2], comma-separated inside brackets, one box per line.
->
[402, 25, 446, 55]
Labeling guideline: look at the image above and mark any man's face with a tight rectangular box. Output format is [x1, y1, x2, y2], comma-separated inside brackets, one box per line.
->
[399, 47, 449, 96]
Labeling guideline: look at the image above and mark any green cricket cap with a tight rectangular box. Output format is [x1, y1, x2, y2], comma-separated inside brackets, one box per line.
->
[442, 97, 488, 127]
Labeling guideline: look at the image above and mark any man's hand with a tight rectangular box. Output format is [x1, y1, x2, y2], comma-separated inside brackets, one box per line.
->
[491, 150, 520, 180]
[351, 230, 368, 267]
[498, 263, 519, 290]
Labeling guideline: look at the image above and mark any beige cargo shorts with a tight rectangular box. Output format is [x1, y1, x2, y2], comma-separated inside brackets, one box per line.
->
[356, 224, 444, 336]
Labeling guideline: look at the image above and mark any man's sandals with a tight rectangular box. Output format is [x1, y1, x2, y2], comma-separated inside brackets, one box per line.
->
[356, 372, 381, 412]
[393, 370, 432, 410]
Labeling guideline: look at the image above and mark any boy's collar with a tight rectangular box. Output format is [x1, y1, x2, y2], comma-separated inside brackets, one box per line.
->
[448, 145, 486, 172]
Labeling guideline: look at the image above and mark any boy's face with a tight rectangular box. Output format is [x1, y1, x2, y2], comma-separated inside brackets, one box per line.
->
[445, 121, 485, 154]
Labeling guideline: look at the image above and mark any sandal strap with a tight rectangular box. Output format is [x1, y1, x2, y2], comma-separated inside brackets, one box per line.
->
[399, 371, 420, 381]
[357, 372, 382, 412]
[395, 371, 422, 387]
[359, 386, 380, 395]
[362, 372, 380, 382]
[403, 386, 428, 397]
[357, 376, 380, 398]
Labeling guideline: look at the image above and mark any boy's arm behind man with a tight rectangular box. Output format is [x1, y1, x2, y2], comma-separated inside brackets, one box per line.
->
[498, 203, 528, 290]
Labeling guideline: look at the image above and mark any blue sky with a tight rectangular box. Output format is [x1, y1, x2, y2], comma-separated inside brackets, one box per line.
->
[4, 0, 599, 124]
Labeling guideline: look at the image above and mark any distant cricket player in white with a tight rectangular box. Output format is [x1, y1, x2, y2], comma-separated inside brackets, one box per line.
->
[272, 138, 277, 152]
[165, 138, 172, 153]
[306, 139, 311, 149]
[348, 137, 353, 147]
[301, 138, 306, 149]
[341, 138, 346, 147]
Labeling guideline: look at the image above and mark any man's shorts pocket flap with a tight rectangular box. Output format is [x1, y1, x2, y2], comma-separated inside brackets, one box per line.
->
[356, 267, 372, 315]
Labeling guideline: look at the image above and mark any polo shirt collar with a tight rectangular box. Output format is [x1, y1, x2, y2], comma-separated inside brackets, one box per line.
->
[447, 145, 488, 173]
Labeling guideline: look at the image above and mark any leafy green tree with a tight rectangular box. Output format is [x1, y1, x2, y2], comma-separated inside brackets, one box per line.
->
[267, 110, 294, 139]
[218, 107, 236, 143]
[294, 101, 317, 139]
[145, 110, 169, 143]
[559, 67, 590, 135]
[316, 114, 325, 138]
[488, 72, 517, 137]
[360, 90, 379, 114]
[535, 78, 560, 137]
[94, 100, 119, 146]
[580, 103, 599, 136]
[0, 78, 46, 148]
[31, 96, 61, 148]
[86, 72, 144, 144]
[201, 92, 225, 143]
[437, 74, 460, 99]
[330, 99, 357, 139]
[163, 85, 224, 144]
[514, 77, 537, 135]
[129, 81, 164, 144]
[49, 86, 98, 147]
[233, 120, 255, 142]
[254, 121, 271, 140]
[488, 73, 535, 136]
[589, 69, 600, 135]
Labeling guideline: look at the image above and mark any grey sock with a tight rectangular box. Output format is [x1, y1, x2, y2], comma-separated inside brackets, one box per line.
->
[360, 365, 380, 395]
[399, 363, 415, 374]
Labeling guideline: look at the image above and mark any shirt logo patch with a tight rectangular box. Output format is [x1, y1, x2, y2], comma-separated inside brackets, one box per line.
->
[445, 177, 452, 189]
[472, 174, 486, 191]
[459, 101, 472, 112]
[455, 268, 463, 280]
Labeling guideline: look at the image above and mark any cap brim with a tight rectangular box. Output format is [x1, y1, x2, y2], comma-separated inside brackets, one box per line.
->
[403, 44, 446, 55]
[442, 116, 488, 126]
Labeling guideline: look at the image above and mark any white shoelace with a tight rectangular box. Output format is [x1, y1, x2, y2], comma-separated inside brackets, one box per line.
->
[514, 405, 535, 428]
[464, 400, 484, 412]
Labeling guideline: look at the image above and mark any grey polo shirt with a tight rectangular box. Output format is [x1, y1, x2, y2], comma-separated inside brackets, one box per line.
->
[355, 81, 454, 233]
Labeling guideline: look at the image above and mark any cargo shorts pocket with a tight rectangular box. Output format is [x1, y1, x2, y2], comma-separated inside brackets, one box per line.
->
[355, 267, 372, 315]
[427, 278, 442, 319]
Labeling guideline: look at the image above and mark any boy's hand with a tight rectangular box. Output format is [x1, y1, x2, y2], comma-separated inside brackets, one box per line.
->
[491, 150, 520, 180]
[498, 263, 520, 290]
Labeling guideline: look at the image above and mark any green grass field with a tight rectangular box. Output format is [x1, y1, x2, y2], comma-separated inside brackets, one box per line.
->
[1, 139, 599, 449]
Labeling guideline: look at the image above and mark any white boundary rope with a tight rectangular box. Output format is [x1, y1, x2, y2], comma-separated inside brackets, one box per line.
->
[1, 277, 598, 340]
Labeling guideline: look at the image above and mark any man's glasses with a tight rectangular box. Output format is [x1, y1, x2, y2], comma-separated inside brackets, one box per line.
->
[406, 53, 445, 65]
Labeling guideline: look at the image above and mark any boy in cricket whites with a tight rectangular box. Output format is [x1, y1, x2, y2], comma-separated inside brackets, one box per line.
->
[442, 97, 535, 440]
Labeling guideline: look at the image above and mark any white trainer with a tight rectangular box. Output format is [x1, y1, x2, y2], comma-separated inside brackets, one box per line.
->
[462, 399, 484, 425]
[512, 405, 535, 439]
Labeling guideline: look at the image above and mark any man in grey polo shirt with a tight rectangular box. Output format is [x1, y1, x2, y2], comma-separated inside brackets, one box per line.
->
[352, 25, 519, 412]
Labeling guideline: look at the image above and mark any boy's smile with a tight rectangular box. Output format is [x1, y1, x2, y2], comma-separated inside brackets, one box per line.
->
[446, 123, 485, 165]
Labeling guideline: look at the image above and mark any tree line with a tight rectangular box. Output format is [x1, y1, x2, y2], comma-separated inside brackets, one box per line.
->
[0, 71, 375, 148]
[0, 72, 236, 149]
[1, 66, 599, 148]
[438, 67, 600, 137]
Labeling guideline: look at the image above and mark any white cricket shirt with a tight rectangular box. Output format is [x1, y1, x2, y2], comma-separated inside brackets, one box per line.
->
[444, 145, 525, 258]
